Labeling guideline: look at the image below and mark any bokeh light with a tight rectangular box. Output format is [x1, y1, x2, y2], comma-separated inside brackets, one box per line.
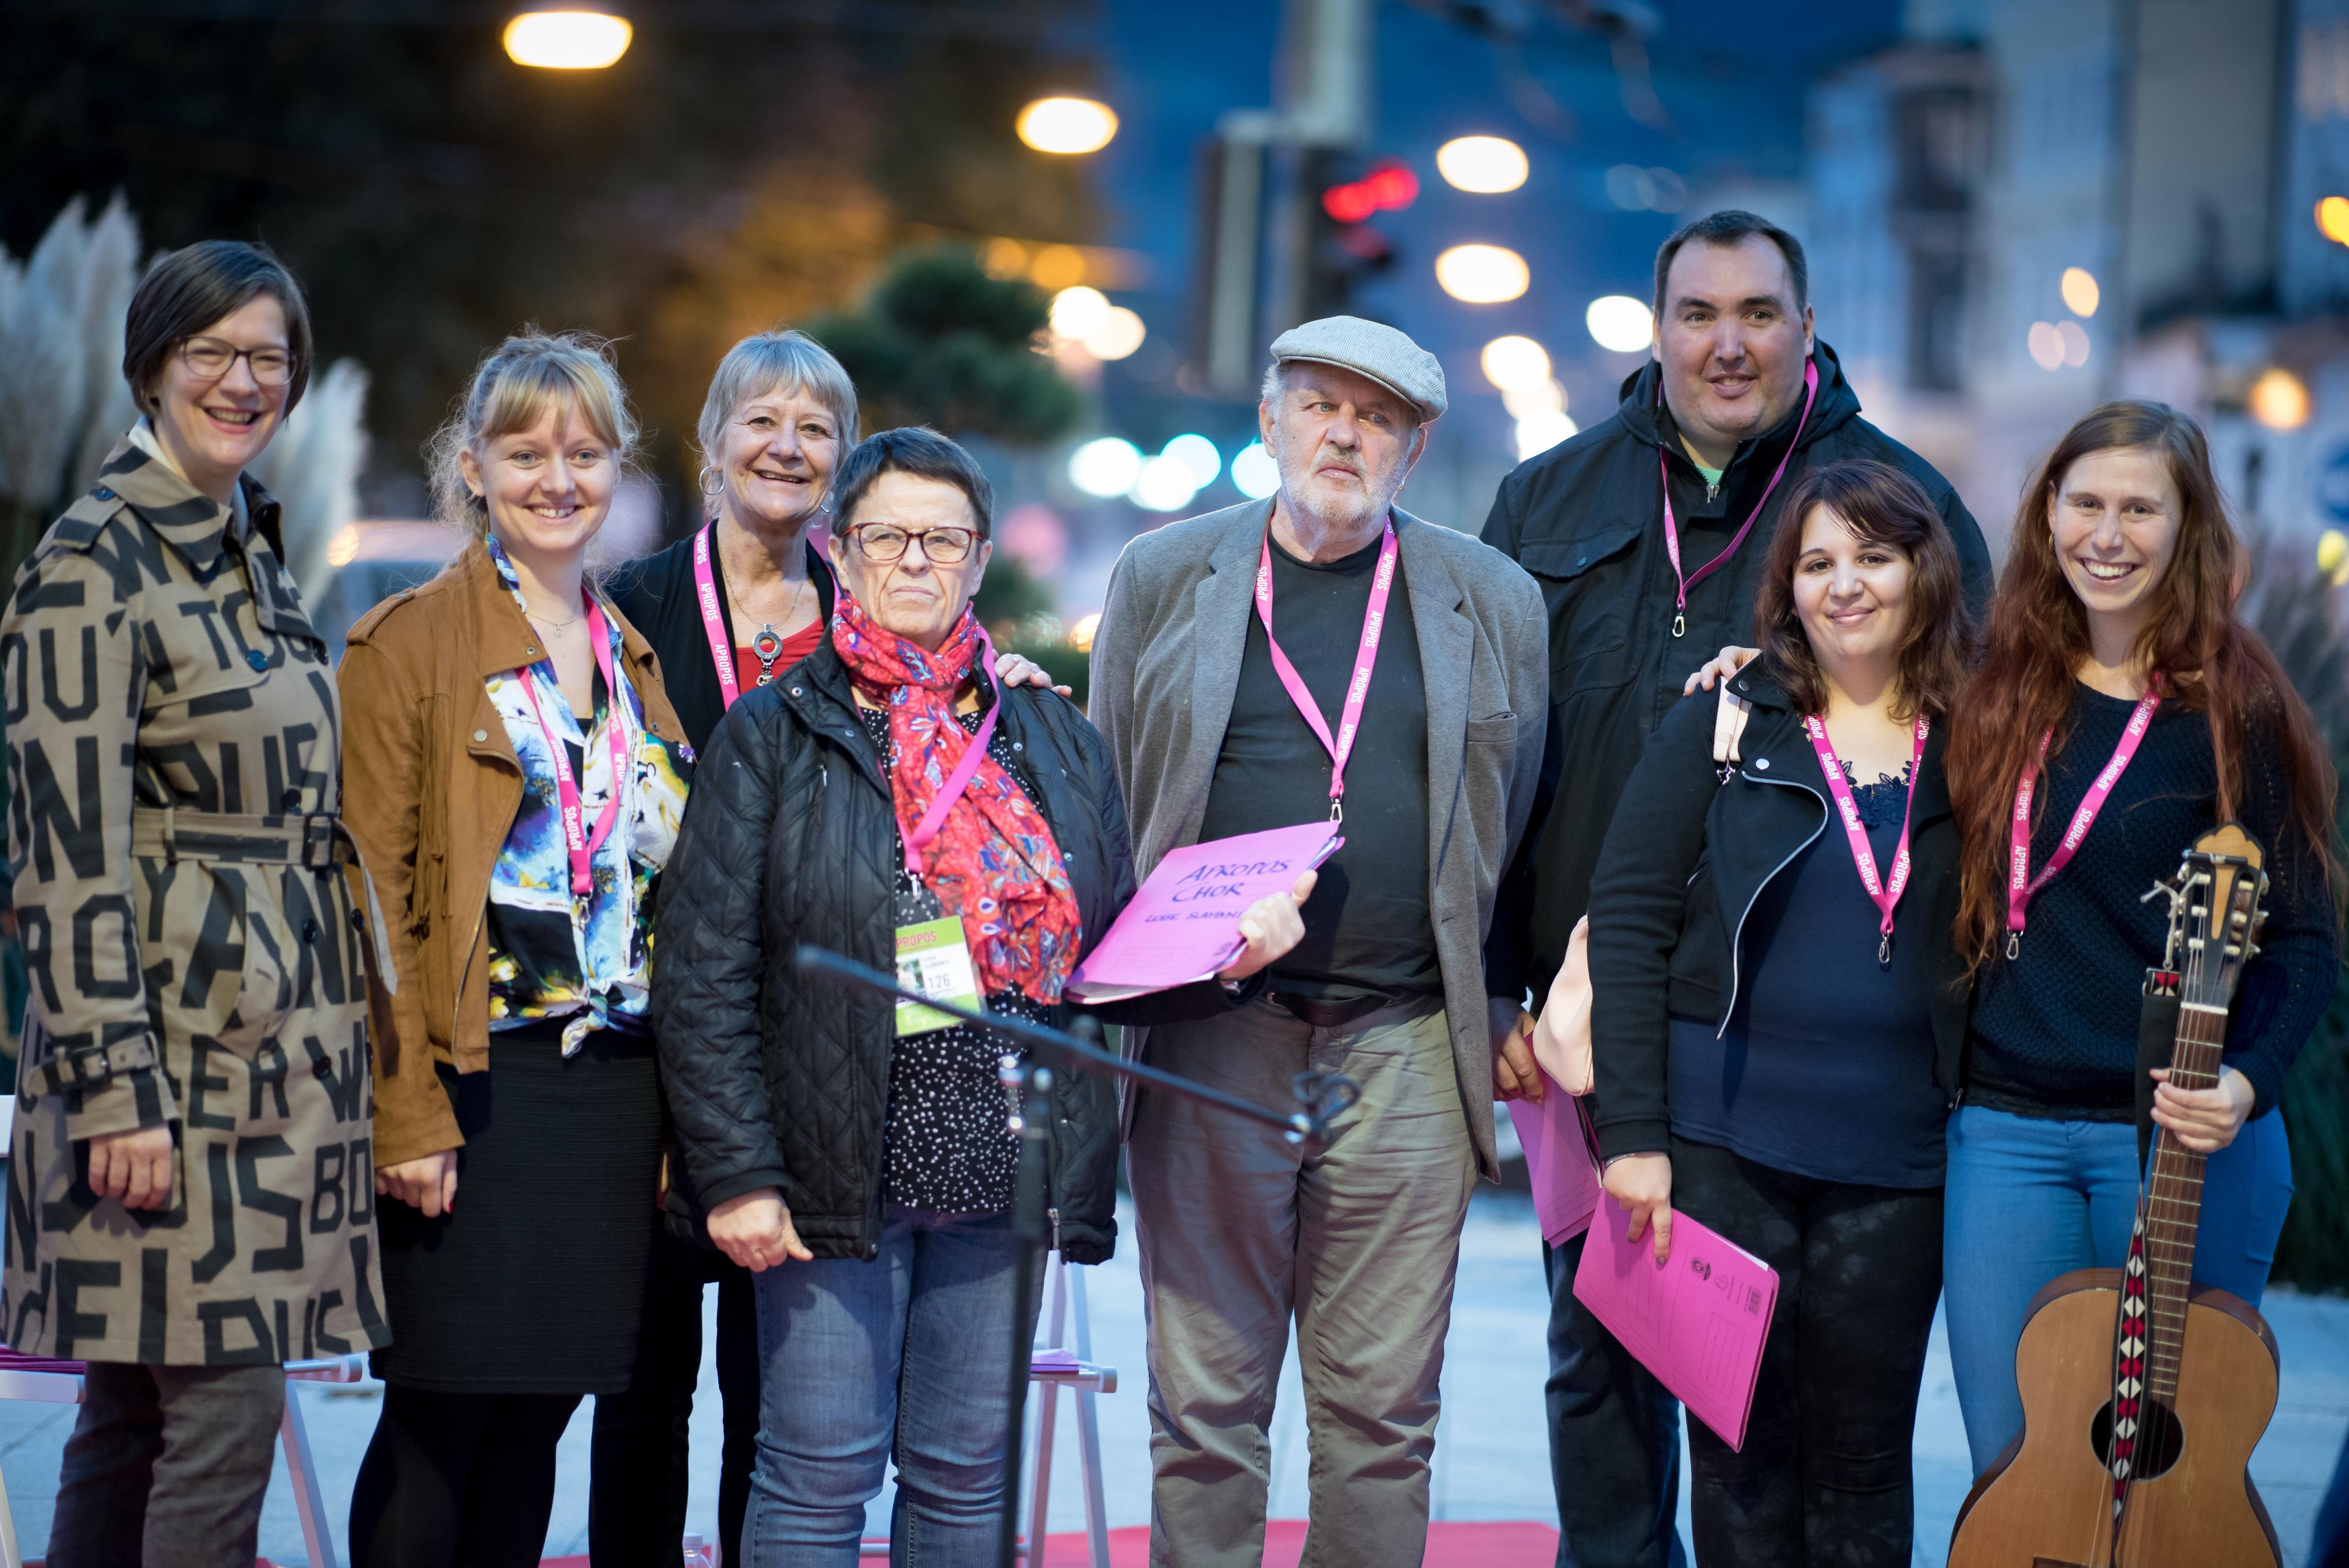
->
[1231, 442, 1280, 500]
[2056, 320, 2090, 367]
[503, 11, 633, 69]
[2318, 196, 2349, 247]
[2320, 530, 2349, 586]
[1050, 286, 1109, 342]
[998, 503, 1069, 574]
[1017, 97, 1119, 155]
[2060, 267, 2100, 318]
[1515, 409, 1579, 461]
[1069, 612, 1103, 654]
[1436, 244, 1531, 304]
[1133, 453, 1201, 513]
[1480, 335, 1552, 393]
[1503, 379, 1567, 419]
[1163, 434, 1221, 486]
[1068, 437, 1143, 498]
[2249, 367, 2312, 430]
[1435, 136, 1529, 194]
[1585, 295, 1654, 354]
[1091, 306, 1146, 360]
[2027, 321, 2065, 371]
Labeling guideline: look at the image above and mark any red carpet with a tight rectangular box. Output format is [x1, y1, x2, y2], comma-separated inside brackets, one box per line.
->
[545, 1520, 1560, 1566]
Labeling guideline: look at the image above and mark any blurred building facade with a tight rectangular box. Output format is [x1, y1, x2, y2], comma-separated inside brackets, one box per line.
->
[1805, 0, 2349, 556]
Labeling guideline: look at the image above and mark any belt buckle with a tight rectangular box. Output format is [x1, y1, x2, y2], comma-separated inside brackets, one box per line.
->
[300, 813, 336, 869]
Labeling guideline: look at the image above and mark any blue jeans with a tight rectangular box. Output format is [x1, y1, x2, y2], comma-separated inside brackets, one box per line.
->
[746, 1205, 1038, 1567]
[1942, 1104, 2293, 1476]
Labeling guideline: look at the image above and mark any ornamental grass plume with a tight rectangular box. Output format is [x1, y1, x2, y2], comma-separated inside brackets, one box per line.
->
[0, 198, 94, 568]
[254, 357, 370, 603]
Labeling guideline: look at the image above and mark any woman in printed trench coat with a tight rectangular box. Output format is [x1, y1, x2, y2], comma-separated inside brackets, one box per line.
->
[0, 240, 390, 1568]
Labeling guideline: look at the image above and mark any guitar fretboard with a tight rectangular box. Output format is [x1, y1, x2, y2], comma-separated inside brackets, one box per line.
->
[2139, 1000, 2224, 1402]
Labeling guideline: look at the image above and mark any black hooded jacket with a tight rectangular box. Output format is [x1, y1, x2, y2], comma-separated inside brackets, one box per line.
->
[1479, 341, 1992, 1000]
[649, 642, 1245, 1265]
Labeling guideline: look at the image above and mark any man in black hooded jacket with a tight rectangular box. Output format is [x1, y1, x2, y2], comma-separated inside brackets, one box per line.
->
[1480, 210, 1992, 1568]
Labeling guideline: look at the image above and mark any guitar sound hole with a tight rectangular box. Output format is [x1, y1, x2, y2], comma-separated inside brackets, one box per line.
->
[2089, 1397, 2183, 1480]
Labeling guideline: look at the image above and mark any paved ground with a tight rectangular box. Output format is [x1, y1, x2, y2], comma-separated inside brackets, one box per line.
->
[1, 1188, 2343, 1566]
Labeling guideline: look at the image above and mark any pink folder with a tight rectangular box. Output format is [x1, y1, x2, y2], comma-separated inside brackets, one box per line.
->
[1573, 1195, 1779, 1450]
[1064, 822, 1341, 1003]
[1505, 1076, 1603, 1247]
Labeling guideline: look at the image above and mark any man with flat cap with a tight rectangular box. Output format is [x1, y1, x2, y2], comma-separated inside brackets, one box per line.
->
[1092, 318, 1548, 1567]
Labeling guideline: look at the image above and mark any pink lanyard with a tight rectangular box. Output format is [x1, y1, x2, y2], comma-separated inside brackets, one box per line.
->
[1802, 714, 1931, 966]
[516, 594, 630, 899]
[1659, 357, 1819, 637]
[1252, 519, 1398, 821]
[691, 522, 743, 712]
[896, 626, 1004, 882]
[2005, 692, 2161, 957]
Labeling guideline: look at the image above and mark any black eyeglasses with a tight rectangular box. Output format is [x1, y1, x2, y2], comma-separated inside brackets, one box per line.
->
[848, 524, 979, 565]
[179, 336, 297, 386]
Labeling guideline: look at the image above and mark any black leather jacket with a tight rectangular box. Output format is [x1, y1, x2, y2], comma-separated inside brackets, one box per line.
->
[1583, 671, 1970, 1161]
[651, 641, 1236, 1265]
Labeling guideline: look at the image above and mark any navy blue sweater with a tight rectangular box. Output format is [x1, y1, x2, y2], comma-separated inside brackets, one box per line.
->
[1967, 683, 2337, 1118]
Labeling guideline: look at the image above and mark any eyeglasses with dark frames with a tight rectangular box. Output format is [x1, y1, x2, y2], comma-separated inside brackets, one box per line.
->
[178, 336, 297, 387]
[848, 524, 979, 565]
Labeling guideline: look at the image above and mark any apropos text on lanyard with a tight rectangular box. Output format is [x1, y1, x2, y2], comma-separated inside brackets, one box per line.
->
[1661, 357, 1820, 637]
[1803, 713, 1930, 966]
[692, 520, 805, 708]
[1253, 518, 1398, 823]
[516, 591, 631, 899]
[2004, 688, 2161, 958]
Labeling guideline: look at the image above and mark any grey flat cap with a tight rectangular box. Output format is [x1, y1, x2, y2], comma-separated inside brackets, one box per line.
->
[1269, 316, 1448, 423]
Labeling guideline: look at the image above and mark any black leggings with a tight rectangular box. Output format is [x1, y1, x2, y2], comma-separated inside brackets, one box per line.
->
[1668, 1135, 1943, 1568]
[348, 1384, 582, 1568]
[590, 1227, 762, 1567]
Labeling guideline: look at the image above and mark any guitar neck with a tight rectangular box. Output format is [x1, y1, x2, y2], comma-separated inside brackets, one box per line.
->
[2140, 1000, 2224, 1403]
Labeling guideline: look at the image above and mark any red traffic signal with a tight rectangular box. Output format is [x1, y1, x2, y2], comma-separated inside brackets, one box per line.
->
[1321, 158, 1419, 224]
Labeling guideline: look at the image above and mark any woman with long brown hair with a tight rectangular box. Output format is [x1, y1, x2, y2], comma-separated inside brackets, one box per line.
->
[1588, 459, 1975, 1565]
[1940, 399, 2340, 1477]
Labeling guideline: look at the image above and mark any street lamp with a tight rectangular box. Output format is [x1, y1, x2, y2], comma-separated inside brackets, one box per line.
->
[1585, 295, 1653, 353]
[1436, 136, 1529, 194]
[1017, 98, 1119, 155]
[503, 10, 632, 69]
[1435, 245, 1529, 304]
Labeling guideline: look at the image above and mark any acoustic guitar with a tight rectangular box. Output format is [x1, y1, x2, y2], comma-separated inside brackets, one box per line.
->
[1947, 824, 2284, 1568]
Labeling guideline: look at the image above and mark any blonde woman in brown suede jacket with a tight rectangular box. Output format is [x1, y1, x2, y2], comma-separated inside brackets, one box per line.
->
[338, 331, 691, 1566]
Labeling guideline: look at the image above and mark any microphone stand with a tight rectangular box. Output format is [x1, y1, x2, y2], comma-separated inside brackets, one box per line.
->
[791, 945, 1361, 1568]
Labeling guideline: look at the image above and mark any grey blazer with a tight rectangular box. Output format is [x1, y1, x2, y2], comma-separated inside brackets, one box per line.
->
[1089, 497, 1549, 1178]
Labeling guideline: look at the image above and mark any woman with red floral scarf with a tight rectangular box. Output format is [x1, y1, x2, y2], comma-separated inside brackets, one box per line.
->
[651, 427, 1312, 1566]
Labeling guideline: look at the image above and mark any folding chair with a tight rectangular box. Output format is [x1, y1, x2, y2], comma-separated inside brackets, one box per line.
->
[0, 1348, 368, 1568]
[858, 1247, 1116, 1566]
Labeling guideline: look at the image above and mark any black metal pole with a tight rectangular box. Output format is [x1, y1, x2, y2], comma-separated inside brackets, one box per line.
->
[790, 944, 1362, 1568]
[996, 1055, 1052, 1568]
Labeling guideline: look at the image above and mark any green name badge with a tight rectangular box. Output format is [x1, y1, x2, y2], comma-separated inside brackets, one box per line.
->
[896, 916, 981, 1036]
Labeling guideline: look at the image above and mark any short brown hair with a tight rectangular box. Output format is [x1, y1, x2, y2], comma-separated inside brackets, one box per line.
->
[1652, 210, 1808, 319]
[831, 427, 994, 538]
[123, 240, 314, 412]
[1753, 459, 1973, 722]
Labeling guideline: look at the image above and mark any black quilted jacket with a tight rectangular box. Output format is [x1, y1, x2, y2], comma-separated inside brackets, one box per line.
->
[651, 641, 1237, 1265]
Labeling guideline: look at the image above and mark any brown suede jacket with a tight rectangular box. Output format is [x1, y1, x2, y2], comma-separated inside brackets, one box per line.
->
[340, 540, 687, 1166]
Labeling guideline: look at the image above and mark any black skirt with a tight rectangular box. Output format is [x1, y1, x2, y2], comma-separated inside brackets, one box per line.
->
[373, 1019, 663, 1394]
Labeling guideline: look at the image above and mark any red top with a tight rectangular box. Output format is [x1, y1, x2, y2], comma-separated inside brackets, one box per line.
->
[732, 621, 826, 694]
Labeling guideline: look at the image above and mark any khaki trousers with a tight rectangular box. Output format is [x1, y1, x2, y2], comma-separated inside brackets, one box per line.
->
[1127, 994, 1478, 1568]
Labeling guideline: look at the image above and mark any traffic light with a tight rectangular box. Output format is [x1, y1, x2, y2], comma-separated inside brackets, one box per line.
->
[1302, 149, 1412, 319]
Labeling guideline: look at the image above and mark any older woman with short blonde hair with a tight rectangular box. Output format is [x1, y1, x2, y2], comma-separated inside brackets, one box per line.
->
[341, 330, 692, 1566]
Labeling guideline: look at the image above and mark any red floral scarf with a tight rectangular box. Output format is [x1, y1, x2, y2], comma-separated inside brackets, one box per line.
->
[831, 595, 1083, 1006]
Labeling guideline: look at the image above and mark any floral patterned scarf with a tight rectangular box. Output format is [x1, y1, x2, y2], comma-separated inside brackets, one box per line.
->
[831, 595, 1083, 1005]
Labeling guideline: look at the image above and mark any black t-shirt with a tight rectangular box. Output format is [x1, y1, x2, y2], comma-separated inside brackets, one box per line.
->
[1197, 529, 1437, 1002]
